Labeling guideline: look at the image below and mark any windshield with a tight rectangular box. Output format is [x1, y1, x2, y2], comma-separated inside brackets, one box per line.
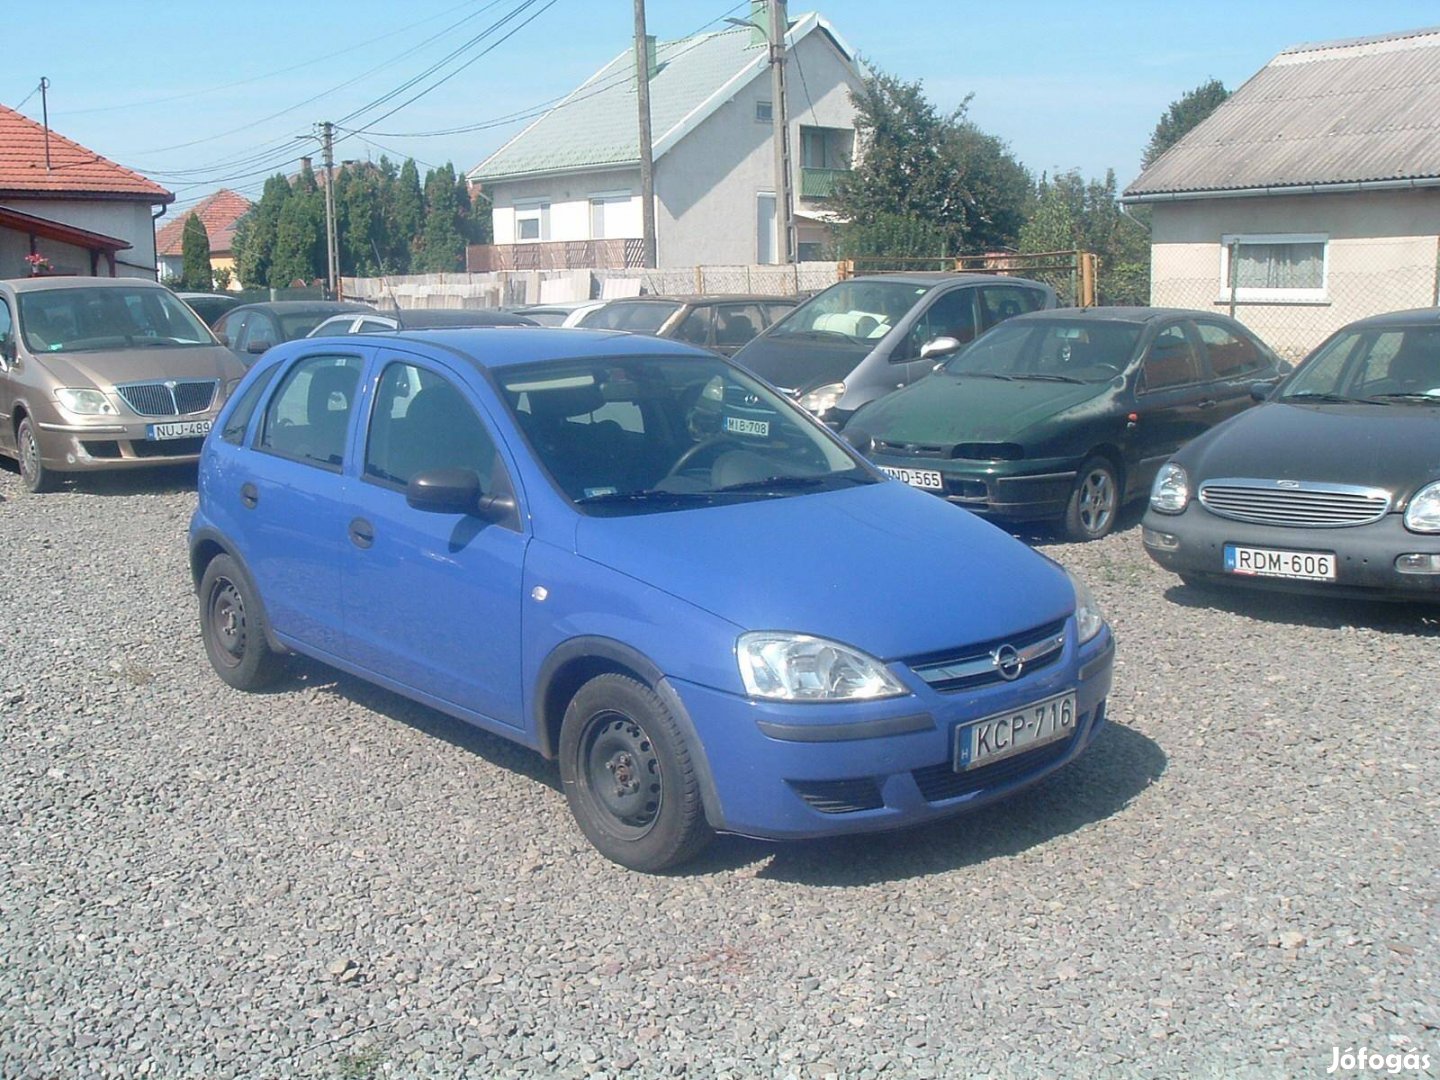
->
[943, 319, 1141, 381]
[577, 301, 682, 333]
[19, 286, 215, 353]
[279, 313, 334, 341]
[497, 354, 874, 515]
[1282, 325, 1440, 403]
[767, 280, 929, 343]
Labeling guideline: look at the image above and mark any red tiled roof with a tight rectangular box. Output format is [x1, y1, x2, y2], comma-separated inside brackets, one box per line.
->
[0, 104, 172, 202]
[156, 189, 253, 256]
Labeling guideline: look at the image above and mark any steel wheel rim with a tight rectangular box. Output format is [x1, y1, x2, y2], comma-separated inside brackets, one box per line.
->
[581, 711, 662, 836]
[207, 578, 247, 668]
[18, 424, 40, 486]
[1079, 469, 1115, 535]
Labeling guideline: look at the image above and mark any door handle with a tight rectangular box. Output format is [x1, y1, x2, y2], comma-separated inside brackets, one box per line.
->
[1197, 399, 1218, 409]
[348, 517, 375, 549]
[240, 482, 258, 509]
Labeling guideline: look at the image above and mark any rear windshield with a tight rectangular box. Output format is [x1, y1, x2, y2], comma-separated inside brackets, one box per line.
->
[766, 280, 929, 343]
[19, 286, 214, 353]
[944, 320, 1143, 382]
[577, 302, 682, 333]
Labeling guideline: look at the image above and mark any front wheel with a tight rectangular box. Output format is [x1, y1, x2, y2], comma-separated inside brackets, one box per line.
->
[558, 674, 712, 872]
[199, 554, 285, 690]
[1063, 457, 1119, 541]
[17, 417, 58, 493]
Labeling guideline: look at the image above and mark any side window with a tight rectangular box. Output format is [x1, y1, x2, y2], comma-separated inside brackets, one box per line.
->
[0, 299, 13, 362]
[220, 365, 281, 445]
[216, 311, 246, 347]
[357, 319, 394, 334]
[672, 309, 710, 346]
[714, 304, 763, 348]
[907, 289, 977, 359]
[364, 362, 499, 490]
[244, 314, 278, 352]
[1196, 322, 1264, 378]
[1140, 325, 1202, 392]
[258, 355, 363, 469]
[979, 286, 1044, 330]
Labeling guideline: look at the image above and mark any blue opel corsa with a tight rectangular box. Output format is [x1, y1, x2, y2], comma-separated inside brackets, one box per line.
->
[189, 328, 1116, 870]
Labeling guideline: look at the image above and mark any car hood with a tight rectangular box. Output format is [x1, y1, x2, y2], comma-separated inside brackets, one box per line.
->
[854, 373, 1101, 444]
[572, 481, 1074, 660]
[1179, 400, 1440, 496]
[733, 334, 873, 395]
[35, 345, 244, 389]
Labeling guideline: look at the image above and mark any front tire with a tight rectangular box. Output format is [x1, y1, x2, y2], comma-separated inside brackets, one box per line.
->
[1063, 456, 1119, 541]
[558, 674, 712, 872]
[17, 417, 58, 493]
[199, 554, 285, 690]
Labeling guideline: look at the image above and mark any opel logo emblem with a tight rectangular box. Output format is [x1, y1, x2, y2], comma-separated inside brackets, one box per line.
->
[991, 644, 1023, 681]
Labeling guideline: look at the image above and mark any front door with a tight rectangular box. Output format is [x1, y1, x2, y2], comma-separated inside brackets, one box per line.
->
[1128, 323, 1209, 498]
[343, 353, 527, 728]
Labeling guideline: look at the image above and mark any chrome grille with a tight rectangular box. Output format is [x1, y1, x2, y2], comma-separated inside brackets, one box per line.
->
[908, 619, 1066, 693]
[116, 380, 218, 417]
[1198, 479, 1390, 528]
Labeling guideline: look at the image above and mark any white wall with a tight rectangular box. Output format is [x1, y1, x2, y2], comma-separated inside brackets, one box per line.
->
[487, 169, 643, 244]
[5, 198, 162, 278]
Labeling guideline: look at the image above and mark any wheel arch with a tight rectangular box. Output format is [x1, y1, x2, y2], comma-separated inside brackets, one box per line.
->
[534, 636, 726, 830]
[1085, 443, 1126, 496]
[189, 529, 287, 654]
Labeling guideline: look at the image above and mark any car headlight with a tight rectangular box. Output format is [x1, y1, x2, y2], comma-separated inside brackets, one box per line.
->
[1068, 571, 1106, 644]
[1149, 462, 1189, 514]
[797, 382, 845, 415]
[1404, 480, 1440, 533]
[737, 632, 906, 702]
[54, 388, 117, 416]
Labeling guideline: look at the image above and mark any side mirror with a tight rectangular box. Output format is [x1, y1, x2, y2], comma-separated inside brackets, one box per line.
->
[1249, 381, 1276, 402]
[246, 340, 270, 355]
[0, 335, 14, 368]
[919, 336, 962, 363]
[407, 468, 481, 514]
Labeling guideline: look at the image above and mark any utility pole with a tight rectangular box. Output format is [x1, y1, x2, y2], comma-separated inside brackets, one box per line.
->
[768, 0, 794, 264]
[320, 121, 341, 299]
[633, 0, 658, 268]
[40, 77, 52, 173]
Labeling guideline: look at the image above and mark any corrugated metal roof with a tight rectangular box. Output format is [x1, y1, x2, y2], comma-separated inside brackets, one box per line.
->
[1124, 25, 1440, 198]
[469, 12, 852, 184]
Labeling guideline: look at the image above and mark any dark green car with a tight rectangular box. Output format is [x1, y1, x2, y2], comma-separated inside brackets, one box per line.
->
[843, 308, 1285, 540]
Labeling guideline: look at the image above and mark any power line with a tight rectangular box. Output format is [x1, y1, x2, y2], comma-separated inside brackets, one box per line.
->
[11, 80, 41, 112]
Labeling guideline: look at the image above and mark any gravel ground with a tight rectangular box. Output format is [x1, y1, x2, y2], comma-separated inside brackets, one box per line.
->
[1, 462, 1437, 1080]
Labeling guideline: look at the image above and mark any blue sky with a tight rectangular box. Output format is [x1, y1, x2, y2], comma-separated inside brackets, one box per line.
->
[7, 0, 1438, 217]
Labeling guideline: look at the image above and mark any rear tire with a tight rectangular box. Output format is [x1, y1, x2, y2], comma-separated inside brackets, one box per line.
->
[17, 417, 58, 494]
[199, 554, 285, 690]
[559, 674, 713, 872]
[1063, 456, 1119, 541]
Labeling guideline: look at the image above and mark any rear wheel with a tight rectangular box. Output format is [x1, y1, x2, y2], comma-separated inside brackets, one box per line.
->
[559, 674, 712, 872]
[1063, 456, 1119, 541]
[199, 554, 284, 690]
[16, 416, 58, 493]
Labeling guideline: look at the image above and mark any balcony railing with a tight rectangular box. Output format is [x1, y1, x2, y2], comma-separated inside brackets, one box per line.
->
[467, 238, 646, 272]
[800, 167, 847, 199]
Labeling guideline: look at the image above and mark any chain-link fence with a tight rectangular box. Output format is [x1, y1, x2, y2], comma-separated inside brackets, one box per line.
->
[1153, 238, 1440, 362]
[838, 251, 1099, 307]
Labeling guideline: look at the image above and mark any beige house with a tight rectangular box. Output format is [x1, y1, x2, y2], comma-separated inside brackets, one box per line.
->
[1123, 27, 1440, 360]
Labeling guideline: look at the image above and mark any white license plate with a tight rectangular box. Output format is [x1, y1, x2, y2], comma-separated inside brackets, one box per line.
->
[955, 691, 1077, 771]
[881, 465, 944, 491]
[724, 416, 769, 437]
[1224, 543, 1336, 582]
[147, 419, 212, 440]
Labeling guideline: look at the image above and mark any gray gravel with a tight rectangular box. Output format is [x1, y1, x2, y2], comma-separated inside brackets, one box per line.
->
[1, 463, 1437, 1080]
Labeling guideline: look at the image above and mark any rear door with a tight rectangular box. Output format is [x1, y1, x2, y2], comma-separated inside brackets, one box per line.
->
[342, 351, 528, 728]
[978, 284, 1048, 332]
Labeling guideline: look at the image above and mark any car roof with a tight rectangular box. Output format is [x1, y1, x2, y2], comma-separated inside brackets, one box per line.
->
[840, 272, 1048, 288]
[1008, 306, 1227, 325]
[1333, 307, 1440, 330]
[364, 308, 536, 327]
[337, 326, 718, 370]
[4, 275, 175, 294]
[225, 301, 373, 316]
[601, 294, 797, 304]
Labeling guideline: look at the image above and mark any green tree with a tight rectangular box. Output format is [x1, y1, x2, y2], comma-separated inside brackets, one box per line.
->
[269, 162, 325, 286]
[1020, 169, 1151, 306]
[387, 158, 424, 271]
[232, 174, 290, 288]
[335, 162, 388, 277]
[1142, 78, 1230, 170]
[831, 67, 1030, 259]
[414, 163, 467, 273]
[179, 212, 212, 291]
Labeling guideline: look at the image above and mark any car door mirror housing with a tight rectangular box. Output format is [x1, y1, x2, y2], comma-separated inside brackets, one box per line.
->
[407, 468, 482, 514]
[1250, 381, 1276, 402]
[920, 336, 962, 362]
[246, 340, 270, 355]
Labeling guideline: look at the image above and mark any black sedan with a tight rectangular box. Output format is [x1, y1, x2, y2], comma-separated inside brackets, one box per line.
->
[213, 301, 372, 363]
[844, 308, 1285, 540]
[1143, 309, 1440, 603]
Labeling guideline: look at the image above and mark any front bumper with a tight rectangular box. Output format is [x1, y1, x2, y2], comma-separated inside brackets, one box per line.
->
[667, 622, 1115, 840]
[1142, 506, 1440, 602]
[33, 416, 215, 472]
[869, 452, 1080, 523]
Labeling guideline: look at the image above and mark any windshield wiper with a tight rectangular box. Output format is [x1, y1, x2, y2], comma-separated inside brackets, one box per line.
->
[1362, 392, 1440, 404]
[715, 473, 870, 494]
[1281, 391, 1360, 404]
[574, 489, 717, 506]
[1010, 373, 1086, 384]
[952, 371, 1015, 381]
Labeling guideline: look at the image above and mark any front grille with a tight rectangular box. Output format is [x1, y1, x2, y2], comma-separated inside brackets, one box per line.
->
[116, 380, 218, 417]
[1199, 479, 1389, 528]
[875, 438, 948, 459]
[130, 437, 205, 458]
[908, 619, 1066, 693]
[912, 735, 1074, 803]
[788, 777, 884, 814]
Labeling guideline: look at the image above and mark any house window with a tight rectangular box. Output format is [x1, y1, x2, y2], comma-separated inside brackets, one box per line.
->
[589, 193, 632, 240]
[1220, 233, 1327, 303]
[799, 126, 853, 199]
[755, 100, 773, 124]
[515, 201, 550, 243]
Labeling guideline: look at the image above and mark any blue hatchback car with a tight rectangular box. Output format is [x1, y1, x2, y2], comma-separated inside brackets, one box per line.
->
[189, 328, 1116, 870]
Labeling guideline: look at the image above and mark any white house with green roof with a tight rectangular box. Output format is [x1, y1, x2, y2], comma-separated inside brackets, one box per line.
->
[467, 9, 863, 271]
